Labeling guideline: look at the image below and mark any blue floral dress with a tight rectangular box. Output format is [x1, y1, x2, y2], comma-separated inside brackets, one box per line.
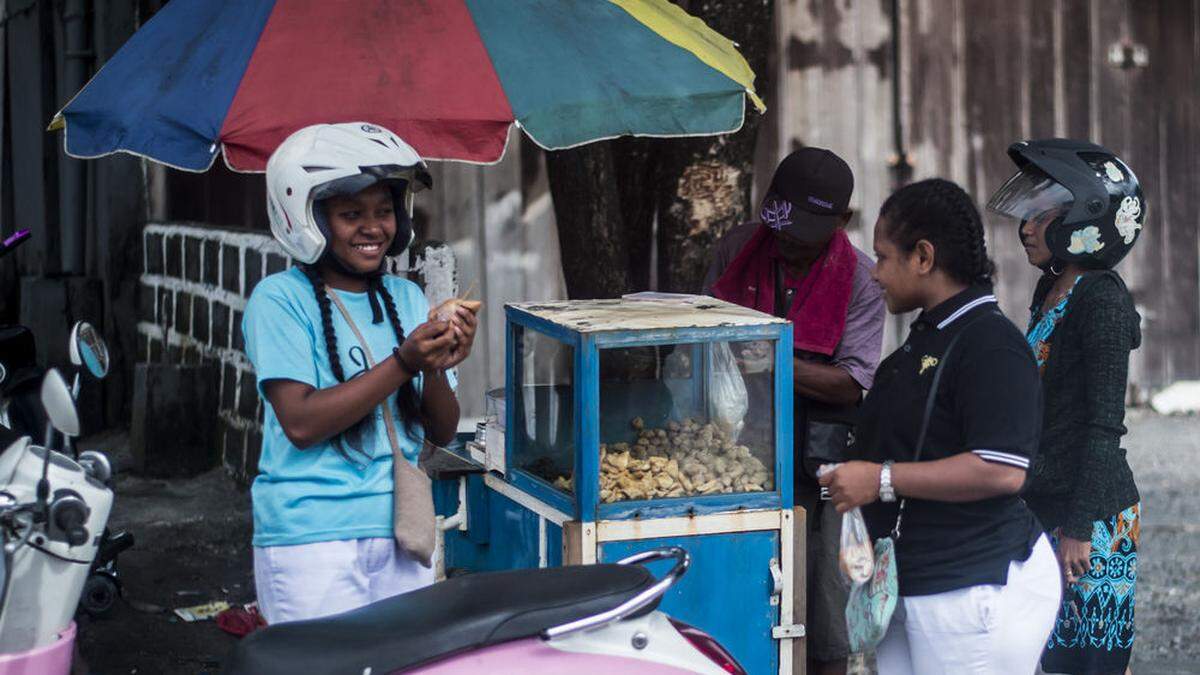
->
[1027, 277, 1139, 675]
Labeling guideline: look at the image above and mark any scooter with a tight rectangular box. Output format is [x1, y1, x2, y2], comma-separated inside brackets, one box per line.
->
[0, 230, 133, 617]
[224, 546, 745, 675]
[0, 368, 112, 674]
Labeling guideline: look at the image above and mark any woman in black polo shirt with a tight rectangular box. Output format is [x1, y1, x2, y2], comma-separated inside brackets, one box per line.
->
[988, 140, 1143, 675]
[821, 179, 1059, 674]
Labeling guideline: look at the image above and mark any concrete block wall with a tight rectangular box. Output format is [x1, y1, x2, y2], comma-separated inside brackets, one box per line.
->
[138, 223, 453, 482]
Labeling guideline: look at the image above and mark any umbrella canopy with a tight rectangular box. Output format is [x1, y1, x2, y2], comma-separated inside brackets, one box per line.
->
[51, 0, 764, 172]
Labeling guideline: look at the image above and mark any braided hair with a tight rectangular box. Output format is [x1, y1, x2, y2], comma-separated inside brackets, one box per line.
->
[879, 178, 996, 285]
[301, 264, 427, 460]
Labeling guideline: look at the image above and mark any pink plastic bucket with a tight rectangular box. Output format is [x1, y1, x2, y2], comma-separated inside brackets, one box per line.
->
[0, 621, 75, 675]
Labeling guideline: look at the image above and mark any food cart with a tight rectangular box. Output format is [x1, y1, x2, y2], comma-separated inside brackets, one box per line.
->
[432, 295, 806, 674]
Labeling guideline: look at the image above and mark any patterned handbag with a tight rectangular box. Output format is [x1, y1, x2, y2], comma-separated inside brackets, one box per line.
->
[844, 320, 977, 652]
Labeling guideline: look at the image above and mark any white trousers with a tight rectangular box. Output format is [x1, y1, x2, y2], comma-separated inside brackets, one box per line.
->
[253, 537, 434, 625]
[877, 535, 1061, 675]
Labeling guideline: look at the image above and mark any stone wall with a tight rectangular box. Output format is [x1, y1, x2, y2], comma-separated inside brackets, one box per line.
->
[137, 223, 453, 481]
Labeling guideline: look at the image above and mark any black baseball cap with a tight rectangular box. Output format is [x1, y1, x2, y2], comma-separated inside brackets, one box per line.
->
[759, 147, 854, 242]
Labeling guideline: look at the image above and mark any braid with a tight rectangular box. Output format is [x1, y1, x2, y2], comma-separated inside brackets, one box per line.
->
[880, 178, 995, 285]
[302, 265, 346, 382]
[374, 278, 427, 440]
[302, 264, 367, 459]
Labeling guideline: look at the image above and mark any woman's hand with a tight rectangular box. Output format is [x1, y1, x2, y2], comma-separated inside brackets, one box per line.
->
[397, 320, 456, 372]
[442, 304, 478, 369]
[819, 461, 882, 513]
[1056, 532, 1092, 585]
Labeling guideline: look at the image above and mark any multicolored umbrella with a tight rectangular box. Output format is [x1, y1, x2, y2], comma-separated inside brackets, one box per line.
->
[50, 0, 763, 172]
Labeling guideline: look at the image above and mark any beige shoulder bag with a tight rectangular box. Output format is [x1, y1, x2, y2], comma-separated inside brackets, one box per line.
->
[326, 290, 436, 568]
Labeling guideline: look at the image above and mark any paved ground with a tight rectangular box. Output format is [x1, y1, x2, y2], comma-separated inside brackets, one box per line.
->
[1122, 411, 1200, 674]
[72, 413, 1199, 674]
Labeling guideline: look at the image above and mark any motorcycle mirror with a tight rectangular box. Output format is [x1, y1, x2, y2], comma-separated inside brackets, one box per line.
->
[40, 369, 80, 438]
[69, 322, 109, 380]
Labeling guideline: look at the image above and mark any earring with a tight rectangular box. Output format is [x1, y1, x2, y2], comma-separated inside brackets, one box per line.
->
[1050, 263, 1062, 276]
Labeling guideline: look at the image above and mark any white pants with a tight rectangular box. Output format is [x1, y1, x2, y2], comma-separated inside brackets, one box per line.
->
[253, 537, 434, 625]
[877, 535, 1061, 675]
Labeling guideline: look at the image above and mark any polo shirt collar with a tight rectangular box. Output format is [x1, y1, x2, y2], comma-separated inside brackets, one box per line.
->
[915, 285, 997, 331]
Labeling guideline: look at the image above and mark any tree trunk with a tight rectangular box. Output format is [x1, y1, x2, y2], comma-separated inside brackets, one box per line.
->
[656, 0, 773, 294]
[545, 0, 774, 299]
[545, 143, 631, 299]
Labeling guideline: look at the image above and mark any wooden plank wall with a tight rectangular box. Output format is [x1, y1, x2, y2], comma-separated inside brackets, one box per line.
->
[421, 129, 567, 419]
[766, 0, 1200, 393]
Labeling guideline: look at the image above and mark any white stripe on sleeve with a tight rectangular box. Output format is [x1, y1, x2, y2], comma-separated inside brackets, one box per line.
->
[972, 449, 1031, 469]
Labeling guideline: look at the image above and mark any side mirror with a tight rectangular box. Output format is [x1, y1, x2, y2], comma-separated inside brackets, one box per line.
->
[40, 369, 80, 438]
[69, 322, 110, 380]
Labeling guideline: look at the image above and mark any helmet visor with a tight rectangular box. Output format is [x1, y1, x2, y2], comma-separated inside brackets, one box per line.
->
[986, 166, 1075, 222]
[310, 162, 433, 203]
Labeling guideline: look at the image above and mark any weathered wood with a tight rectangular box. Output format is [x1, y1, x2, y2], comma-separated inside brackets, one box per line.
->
[1061, 0, 1095, 140]
[562, 520, 584, 566]
[432, 160, 491, 416]
[791, 506, 808, 675]
[6, 0, 60, 277]
[1136, 0, 1200, 387]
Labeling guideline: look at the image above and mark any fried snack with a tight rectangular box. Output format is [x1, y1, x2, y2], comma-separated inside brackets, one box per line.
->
[553, 417, 775, 503]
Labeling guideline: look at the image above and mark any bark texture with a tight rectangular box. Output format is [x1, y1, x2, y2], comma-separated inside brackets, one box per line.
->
[546, 0, 773, 299]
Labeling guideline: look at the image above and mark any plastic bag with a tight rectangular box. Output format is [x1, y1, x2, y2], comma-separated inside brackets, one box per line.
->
[817, 463, 875, 586]
[839, 507, 875, 586]
[708, 342, 749, 441]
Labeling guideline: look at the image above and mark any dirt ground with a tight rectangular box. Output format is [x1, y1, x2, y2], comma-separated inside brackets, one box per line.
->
[75, 431, 254, 675]
[72, 412, 1199, 674]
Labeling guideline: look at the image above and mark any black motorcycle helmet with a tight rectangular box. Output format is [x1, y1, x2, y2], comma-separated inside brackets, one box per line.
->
[987, 139, 1146, 270]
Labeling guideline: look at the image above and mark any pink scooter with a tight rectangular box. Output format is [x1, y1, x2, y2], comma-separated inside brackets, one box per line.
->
[223, 547, 745, 674]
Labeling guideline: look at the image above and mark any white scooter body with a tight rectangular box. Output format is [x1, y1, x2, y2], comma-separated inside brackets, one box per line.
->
[0, 436, 113, 652]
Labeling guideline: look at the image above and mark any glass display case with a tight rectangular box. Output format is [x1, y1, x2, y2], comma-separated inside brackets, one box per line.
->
[505, 296, 793, 519]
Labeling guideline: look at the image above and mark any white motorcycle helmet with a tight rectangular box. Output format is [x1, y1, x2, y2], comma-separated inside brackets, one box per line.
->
[265, 122, 433, 265]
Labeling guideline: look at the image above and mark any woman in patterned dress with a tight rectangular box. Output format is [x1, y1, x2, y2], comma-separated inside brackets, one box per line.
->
[988, 139, 1146, 674]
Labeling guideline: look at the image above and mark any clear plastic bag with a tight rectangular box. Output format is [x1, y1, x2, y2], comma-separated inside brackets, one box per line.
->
[839, 507, 875, 586]
[708, 342, 749, 442]
[817, 463, 875, 586]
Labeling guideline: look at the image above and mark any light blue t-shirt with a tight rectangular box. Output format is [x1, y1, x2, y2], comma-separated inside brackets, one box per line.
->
[242, 267, 455, 547]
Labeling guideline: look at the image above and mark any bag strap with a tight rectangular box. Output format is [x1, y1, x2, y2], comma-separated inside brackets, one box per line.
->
[325, 290, 406, 458]
[891, 309, 995, 540]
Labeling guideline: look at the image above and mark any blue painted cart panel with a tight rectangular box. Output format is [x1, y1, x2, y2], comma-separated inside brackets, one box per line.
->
[438, 482, 543, 573]
[599, 531, 780, 675]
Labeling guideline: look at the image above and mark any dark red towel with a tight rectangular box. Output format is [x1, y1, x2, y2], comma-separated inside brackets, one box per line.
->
[711, 225, 856, 355]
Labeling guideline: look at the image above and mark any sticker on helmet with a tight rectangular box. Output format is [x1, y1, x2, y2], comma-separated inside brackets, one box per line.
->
[1068, 226, 1106, 255]
[1103, 161, 1125, 182]
[1115, 196, 1143, 244]
[360, 124, 382, 134]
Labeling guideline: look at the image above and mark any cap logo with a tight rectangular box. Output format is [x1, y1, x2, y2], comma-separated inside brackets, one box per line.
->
[1115, 196, 1143, 244]
[360, 124, 382, 134]
[761, 199, 793, 230]
[807, 196, 834, 209]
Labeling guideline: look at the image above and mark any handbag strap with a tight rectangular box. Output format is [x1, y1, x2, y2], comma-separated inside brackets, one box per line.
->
[325, 290, 406, 458]
[891, 310, 994, 540]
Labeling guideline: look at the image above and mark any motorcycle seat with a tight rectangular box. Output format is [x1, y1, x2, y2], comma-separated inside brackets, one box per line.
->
[222, 562, 656, 675]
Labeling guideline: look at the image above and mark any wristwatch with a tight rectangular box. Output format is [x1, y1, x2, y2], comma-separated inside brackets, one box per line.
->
[879, 460, 897, 502]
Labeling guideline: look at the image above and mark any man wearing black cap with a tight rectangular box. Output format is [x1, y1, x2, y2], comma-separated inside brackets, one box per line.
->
[704, 147, 885, 675]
